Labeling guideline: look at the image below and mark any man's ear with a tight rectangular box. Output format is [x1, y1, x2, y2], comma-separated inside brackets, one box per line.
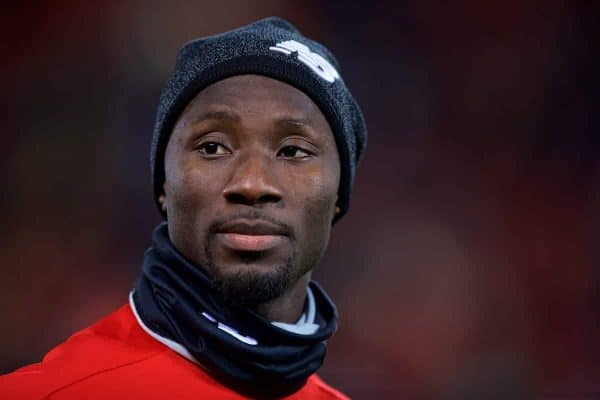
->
[331, 193, 340, 221]
[330, 205, 341, 225]
[159, 182, 168, 214]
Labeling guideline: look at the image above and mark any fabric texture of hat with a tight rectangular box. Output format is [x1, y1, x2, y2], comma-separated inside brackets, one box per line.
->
[151, 16, 367, 222]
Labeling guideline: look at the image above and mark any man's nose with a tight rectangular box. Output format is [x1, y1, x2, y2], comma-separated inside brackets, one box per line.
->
[222, 153, 283, 206]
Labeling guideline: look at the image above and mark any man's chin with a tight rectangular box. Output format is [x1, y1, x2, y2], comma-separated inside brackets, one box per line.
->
[208, 263, 292, 309]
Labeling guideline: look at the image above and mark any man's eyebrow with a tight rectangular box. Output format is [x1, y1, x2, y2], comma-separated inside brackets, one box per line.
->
[188, 111, 320, 134]
[274, 117, 328, 141]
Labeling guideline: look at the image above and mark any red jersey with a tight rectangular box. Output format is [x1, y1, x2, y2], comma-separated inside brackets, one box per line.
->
[0, 304, 348, 400]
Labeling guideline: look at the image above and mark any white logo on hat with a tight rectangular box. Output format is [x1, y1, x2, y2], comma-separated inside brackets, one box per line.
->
[269, 40, 340, 83]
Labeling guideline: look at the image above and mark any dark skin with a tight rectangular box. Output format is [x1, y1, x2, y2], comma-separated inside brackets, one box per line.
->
[160, 75, 340, 323]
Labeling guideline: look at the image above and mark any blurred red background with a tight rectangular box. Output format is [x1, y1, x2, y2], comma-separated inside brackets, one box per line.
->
[1, 1, 597, 398]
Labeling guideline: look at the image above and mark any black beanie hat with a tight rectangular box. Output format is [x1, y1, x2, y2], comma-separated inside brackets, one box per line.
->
[151, 16, 367, 222]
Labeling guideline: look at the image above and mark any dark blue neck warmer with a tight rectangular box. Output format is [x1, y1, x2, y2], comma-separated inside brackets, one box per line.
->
[132, 223, 338, 399]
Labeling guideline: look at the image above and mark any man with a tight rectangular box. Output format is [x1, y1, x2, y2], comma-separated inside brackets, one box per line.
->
[0, 16, 367, 399]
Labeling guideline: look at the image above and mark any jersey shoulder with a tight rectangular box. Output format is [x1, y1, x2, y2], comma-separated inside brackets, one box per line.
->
[0, 304, 166, 400]
[0, 305, 350, 400]
[288, 374, 350, 400]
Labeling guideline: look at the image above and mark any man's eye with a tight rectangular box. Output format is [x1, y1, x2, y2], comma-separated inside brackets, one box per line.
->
[197, 142, 229, 156]
[278, 146, 311, 159]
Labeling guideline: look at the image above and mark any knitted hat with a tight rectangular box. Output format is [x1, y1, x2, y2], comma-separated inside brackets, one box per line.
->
[151, 16, 367, 222]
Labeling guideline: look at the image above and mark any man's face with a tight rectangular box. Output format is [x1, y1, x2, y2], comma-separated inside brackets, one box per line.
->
[162, 75, 340, 307]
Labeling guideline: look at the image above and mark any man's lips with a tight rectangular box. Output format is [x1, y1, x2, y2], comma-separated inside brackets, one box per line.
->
[216, 233, 285, 252]
[215, 219, 289, 252]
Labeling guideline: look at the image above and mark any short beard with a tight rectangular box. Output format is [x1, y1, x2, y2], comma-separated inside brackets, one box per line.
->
[206, 250, 294, 309]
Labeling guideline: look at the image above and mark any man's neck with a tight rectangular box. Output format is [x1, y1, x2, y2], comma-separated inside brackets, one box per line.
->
[254, 272, 312, 323]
